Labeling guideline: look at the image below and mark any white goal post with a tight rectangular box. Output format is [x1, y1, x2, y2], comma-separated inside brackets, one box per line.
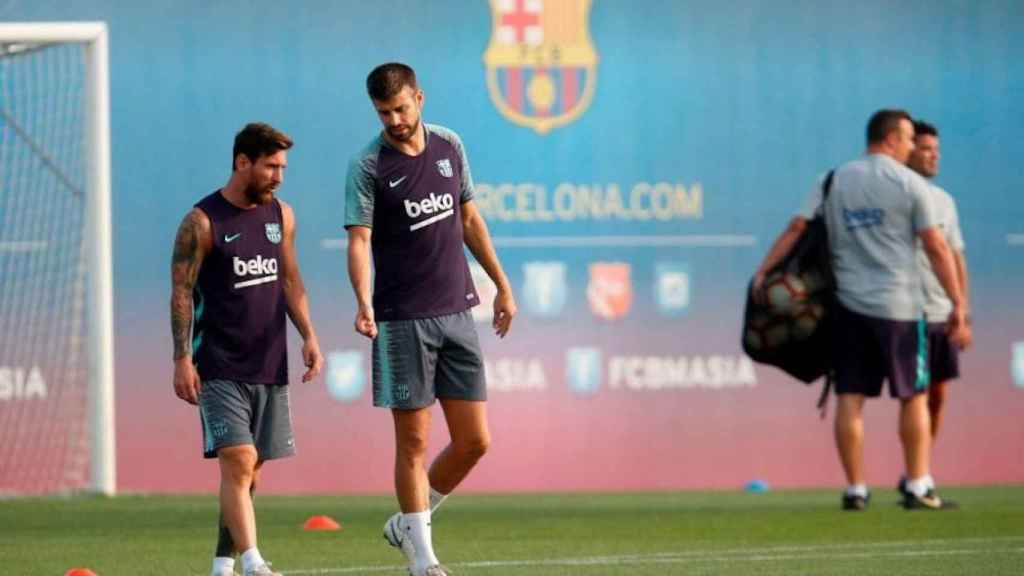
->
[0, 22, 114, 495]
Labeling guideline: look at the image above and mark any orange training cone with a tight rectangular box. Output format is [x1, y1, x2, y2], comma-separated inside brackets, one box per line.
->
[303, 515, 341, 531]
[65, 569, 98, 576]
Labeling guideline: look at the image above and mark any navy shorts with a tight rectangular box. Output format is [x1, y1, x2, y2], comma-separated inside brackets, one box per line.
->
[199, 379, 295, 460]
[372, 310, 486, 409]
[833, 304, 929, 399]
[926, 322, 960, 383]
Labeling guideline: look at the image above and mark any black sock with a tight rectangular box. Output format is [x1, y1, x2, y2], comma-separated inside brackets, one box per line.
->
[215, 485, 255, 558]
[215, 512, 235, 558]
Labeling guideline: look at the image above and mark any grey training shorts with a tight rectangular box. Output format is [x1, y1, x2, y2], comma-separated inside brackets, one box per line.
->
[372, 310, 487, 409]
[199, 378, 295, 460]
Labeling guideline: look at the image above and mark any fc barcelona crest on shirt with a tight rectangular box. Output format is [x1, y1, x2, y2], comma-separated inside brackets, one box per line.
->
[437, 158, 453, 178]
[265, 223, 282, 244]
[483, 0, 598, 134]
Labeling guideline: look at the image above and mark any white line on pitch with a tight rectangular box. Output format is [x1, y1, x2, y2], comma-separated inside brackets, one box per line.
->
[280, 536, 1024, 575]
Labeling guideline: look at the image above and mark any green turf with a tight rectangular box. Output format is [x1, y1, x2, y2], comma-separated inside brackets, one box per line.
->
[1, 486, 1022, 575]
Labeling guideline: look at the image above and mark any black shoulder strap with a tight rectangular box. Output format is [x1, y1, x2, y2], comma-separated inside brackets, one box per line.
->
[822, 169, 835, 200]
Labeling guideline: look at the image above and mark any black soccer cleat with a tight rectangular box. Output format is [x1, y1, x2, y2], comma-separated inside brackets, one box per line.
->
[897, 475, 909, 497]
[902, 488, 959, 510]
[841, 492, 870, 511]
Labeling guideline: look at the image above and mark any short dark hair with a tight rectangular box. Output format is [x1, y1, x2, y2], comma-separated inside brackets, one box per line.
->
[913, 120, 939, 138]
[232, 122, 292, 171]
[866, 109, 913, 144]
[366, 62, 418, 101]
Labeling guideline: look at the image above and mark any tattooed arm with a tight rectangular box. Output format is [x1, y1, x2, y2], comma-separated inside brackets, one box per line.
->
[170, 208, 211, 404]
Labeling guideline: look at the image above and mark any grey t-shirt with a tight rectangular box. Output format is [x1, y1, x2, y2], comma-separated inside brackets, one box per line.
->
[804, 154, 939, 321]
[917, 184, 964, 322]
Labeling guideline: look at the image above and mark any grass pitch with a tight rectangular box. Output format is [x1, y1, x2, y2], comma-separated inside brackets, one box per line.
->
[1, 486, 1022, 575]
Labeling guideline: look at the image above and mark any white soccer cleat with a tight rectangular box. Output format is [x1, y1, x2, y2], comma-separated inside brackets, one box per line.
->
[211, 570, 236, 576]
[243, 563, 281, 576]
[383, 512, 416, 567]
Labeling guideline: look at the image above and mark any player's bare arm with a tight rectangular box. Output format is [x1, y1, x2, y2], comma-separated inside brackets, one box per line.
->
[752, 216, 808, 302]
[280, 200, 323, 382]
[919, 227, 971, 349]
[347, 225, 377, 339]
[170, 207, 211, 405]
[461, 200, 516, 338]
[954, 250, 970, 309]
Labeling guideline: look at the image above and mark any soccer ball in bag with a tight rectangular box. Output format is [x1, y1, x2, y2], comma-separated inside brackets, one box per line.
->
[792, 302, 825, 340]
[764, 273, 808, 314]
[802, 269, 826, 295]
[744, 313, 790, 352]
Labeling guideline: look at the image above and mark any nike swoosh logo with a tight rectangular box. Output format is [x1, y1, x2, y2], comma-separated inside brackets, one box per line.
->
[224, 233, 242, 243]
[388, 176, 408, 188]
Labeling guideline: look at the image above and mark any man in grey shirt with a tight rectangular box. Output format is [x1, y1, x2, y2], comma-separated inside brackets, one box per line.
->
[907, 120, 971, 443]
[828, 109, 971, 511]
[754, 110, 969, 510]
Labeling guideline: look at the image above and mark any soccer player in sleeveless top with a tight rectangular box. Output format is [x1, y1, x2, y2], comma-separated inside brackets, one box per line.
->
[170, 123, 323, 576]
[345, 63, 516, 576]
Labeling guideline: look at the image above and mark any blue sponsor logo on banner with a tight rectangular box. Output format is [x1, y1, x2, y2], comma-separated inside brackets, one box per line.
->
[1013, 342, 1024, 389]
[326, 350, 365, 403]
[523, 261, 568, 318]
[566, 347, 602, 397]
[655, 262, 690, 317]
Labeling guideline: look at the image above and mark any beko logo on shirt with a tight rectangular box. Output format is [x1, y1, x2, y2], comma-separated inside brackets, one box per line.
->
[843, 207, 885, 230]
[232, 255, 278, 289]
[404, 192, 455, 231]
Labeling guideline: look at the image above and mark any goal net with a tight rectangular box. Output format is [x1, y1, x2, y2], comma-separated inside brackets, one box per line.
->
[0, 23, 113, 496]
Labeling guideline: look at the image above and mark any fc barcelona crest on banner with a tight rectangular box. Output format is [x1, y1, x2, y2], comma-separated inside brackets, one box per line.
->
[483, 0, 598, 134]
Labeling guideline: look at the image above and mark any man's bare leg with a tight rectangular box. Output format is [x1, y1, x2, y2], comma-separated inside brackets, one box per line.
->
[392, 408, 439, 572]
[429, 399, 490, 495]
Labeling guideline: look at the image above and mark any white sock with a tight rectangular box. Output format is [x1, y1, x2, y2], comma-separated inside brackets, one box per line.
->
[240, 548, 265, 573]
[906, 476, 931, 497]
[846, 484, 869, 498]
[402, 510, 440, 569]
[212, 557, 235, 575]
[429, 487, 448, 513]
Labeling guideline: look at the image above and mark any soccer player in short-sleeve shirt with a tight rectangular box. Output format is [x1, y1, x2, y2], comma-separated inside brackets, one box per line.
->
[907, 120, 971, 441]
[344, 63, 516, 576]
[750, 110, 970, 511]
[823, 111, 969, 511]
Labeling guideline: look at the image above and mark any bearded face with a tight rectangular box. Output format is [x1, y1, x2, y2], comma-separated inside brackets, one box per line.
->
[373, 85, 424, 145]
[240, 150, 286, 205]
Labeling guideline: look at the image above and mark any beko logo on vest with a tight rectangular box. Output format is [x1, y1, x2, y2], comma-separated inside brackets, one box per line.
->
[232, 255, 278, 289]
[405, 193, 455, 231]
